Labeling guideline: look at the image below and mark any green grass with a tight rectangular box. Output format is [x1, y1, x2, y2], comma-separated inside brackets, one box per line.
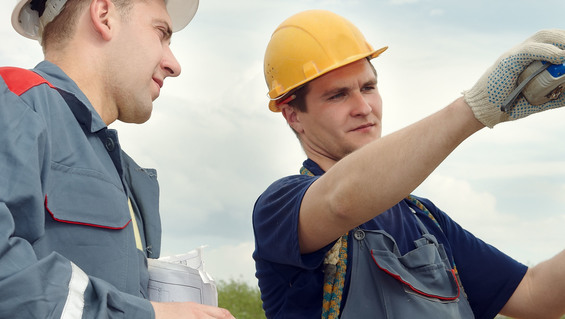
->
[217, 278, 267, 319]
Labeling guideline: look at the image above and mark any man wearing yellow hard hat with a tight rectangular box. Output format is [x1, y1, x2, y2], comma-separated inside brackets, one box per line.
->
[0, 0, 233, 318]
[252, 9, 565, 318]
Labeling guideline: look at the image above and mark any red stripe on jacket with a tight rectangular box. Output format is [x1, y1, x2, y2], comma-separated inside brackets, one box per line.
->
[0, 67, 56, 96]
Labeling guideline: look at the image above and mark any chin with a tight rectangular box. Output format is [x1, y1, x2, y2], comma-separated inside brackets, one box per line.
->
[119, 112, 152, 124]
[134, 117, 151, 124]
[137, 113, 153, 124]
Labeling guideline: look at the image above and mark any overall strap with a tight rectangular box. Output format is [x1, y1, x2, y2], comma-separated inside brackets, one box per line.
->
[405, 195, 460, 275]
[406, 195, 441, 229]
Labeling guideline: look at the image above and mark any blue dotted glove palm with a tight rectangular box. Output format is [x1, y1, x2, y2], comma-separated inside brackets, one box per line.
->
[463, 29, 565, 128]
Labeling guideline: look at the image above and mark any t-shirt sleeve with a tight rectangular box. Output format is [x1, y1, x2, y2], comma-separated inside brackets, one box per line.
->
[253, 174, 330, 269]
[416, 197, 528, 319]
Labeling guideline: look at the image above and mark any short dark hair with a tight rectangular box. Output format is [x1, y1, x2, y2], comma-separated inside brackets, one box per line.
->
[287, 83, 310, 113]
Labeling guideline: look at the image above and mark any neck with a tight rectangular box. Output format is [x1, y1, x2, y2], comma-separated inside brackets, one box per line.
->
[45, 48, 117, 126]
[302, 147, 340, 172]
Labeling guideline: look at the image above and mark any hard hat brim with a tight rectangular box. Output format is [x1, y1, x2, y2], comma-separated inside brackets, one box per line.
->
[166, 0, 199, 33]
[12, 0, 37, 40]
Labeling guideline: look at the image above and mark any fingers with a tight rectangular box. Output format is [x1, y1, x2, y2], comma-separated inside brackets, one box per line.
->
[527, 30, 565, 62]
[203, 304, 235, 319]
[529, 29, 565, 48]
[522, 42, 565, 64]
[504, 30, 565, 65]
[152, 301, 236, 319]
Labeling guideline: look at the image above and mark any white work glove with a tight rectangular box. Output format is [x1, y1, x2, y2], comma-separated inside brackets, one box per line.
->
[463, 29, 565, 128]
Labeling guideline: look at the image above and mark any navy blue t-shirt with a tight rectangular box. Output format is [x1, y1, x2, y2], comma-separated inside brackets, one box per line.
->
[252, 159, 527, 319]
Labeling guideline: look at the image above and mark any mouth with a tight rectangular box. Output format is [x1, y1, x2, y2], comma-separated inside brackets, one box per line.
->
[153, 77, 163, 89]
[350, 122, 374, 132]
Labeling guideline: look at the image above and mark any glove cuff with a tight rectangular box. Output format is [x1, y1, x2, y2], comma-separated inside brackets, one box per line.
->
[462, 88, 509, 128]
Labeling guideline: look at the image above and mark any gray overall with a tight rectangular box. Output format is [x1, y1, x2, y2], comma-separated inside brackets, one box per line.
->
[340, 210, 475, 318]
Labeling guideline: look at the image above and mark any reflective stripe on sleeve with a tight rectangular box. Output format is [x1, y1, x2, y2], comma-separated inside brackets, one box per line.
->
[61, 262, 88, 319]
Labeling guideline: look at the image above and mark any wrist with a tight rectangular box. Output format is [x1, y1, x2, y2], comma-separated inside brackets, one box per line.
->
[462, 87, 509, 128]
[452, 96, 487, 131]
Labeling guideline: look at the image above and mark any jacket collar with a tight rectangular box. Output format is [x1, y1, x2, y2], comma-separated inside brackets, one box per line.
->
[33, 60, 107, 133]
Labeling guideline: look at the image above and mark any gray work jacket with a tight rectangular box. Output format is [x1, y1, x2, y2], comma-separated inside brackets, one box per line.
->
[0, 61, 161, 318]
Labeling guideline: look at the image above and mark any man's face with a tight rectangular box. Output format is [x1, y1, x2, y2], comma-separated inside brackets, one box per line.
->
[109, 0, 181, 124]
[292, 59, 383, 163]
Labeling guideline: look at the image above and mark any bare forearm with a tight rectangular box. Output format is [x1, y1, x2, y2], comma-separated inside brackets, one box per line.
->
[333, 97, 483, 216]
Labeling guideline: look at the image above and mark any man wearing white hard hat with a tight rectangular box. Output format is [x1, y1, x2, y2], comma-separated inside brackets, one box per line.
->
[1, 0, 233, 318]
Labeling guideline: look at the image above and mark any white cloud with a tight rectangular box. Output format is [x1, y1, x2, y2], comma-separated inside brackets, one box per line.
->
[389, 0, 420, 5]
[430, 8, 445, 16]
[416, 173, 565, 266]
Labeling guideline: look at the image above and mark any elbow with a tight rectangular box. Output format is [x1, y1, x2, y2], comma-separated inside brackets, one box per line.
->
[326, 191, 359, 227]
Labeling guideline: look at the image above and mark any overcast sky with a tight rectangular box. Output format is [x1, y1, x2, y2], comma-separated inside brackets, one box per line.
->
[4, 0, 565, 287]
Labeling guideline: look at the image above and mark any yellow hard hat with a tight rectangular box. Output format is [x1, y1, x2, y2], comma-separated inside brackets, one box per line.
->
[264, 9, 388, 112]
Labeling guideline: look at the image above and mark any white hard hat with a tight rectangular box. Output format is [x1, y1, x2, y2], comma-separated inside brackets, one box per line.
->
[11, 0, 199, 40]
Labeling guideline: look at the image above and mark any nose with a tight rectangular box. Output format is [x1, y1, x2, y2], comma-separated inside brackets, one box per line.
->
[350, 92, 372, 117]
[162, 45, 181, 77]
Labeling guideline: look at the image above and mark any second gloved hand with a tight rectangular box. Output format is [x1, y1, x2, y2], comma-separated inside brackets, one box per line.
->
[463, 29, 565, 128]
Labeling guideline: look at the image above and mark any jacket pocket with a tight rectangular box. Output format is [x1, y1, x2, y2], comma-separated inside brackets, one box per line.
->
[45, 162, 130, 229]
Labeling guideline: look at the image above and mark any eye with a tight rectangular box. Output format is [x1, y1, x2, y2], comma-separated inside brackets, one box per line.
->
[155, 24, 172, 42]
[157, 27, 167, 39]
[328, 92, 346, 101]
[361, 83, 376, 93]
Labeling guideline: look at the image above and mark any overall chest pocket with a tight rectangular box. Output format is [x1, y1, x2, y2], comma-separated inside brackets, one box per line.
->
[370, 238, 460, 301]
[340, 229, 474, 319]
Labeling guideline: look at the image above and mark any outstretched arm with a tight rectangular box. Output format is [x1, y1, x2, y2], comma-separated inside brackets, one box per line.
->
[298, 29, 565, 254]
[299, 97, 483, 253]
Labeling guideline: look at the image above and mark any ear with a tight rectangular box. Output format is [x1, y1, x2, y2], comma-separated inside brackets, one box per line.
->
[281, 104, 304, 134]
[90, 0, 115, 41]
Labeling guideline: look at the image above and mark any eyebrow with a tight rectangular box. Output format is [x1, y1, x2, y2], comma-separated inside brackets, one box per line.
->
[321, 86, 350, 99]
[320, 79, 377, 99]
